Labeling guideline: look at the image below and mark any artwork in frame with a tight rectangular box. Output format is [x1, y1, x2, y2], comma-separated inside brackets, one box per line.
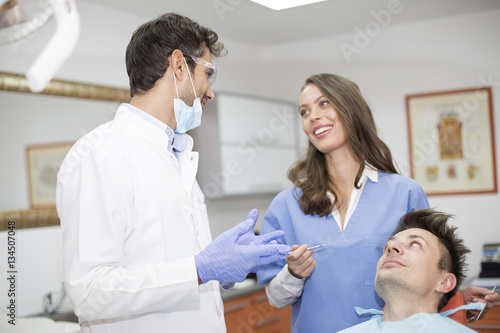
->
[26, 142, 73, 208]
[406, 86, 497, 196]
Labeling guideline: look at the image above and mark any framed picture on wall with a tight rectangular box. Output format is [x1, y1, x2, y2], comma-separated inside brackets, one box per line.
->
[406, 87, 497, 196]
[27, 142, 74, 208]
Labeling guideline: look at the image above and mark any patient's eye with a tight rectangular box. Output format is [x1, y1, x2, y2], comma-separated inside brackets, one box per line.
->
[409, 241, 421, 248]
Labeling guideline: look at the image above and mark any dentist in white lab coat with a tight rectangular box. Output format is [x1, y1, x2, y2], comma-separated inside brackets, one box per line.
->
[56, 13, 290, 333]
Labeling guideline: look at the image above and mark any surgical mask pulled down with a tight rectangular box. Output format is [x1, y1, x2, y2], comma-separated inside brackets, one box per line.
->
[173, 58, 203, 134]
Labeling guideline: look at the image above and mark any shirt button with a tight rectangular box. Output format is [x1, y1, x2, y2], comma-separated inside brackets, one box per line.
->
[167, 131, 173, 136]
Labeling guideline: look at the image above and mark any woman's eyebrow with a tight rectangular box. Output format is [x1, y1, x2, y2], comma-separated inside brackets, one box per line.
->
[299, 95, 325, 109]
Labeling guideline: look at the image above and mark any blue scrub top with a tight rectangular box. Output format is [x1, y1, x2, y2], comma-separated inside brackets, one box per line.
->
[257, 172, 429, 333]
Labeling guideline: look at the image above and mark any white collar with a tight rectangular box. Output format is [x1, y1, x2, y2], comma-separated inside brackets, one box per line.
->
[360, 163, 378, 185]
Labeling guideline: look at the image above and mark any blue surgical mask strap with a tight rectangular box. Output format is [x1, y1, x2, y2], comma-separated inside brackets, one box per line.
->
[184, 58, 198, 100]
[172, 57, 198, 100]
[173, 67, 180, 98]
[171, 56, 204, 134]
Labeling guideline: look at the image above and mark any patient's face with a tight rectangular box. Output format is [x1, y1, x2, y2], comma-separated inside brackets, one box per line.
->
[375, 228, 445, 298]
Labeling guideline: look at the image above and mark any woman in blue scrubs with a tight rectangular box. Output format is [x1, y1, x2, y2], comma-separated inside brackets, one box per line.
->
[256, 74, 493, 332]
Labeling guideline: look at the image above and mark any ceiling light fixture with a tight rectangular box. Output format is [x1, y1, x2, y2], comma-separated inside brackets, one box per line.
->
[249, 0, 327, 11]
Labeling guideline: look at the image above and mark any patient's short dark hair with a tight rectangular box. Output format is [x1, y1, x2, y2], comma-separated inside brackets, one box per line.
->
[393, 208, 470, 311]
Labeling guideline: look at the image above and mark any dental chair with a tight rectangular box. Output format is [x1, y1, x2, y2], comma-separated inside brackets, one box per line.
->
[441, 292, 467, 325]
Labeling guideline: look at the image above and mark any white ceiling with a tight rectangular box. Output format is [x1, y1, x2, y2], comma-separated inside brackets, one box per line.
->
[87, 0, 500, 47]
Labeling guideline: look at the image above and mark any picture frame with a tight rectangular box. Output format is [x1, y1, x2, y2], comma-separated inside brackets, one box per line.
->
[26, 142, 74, 208]
[406, 86, 497, 196]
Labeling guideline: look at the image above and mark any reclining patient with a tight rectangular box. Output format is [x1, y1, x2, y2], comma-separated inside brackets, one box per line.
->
[339, 208, 486, 332]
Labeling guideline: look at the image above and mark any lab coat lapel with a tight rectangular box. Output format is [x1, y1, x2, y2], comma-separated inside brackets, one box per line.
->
[117, 105, 173, 163]
[177, 135, 199, 195]
[179, 152, 199, 194]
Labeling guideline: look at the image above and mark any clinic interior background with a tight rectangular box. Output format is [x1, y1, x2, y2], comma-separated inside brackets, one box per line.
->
[0, 0, 499, 317]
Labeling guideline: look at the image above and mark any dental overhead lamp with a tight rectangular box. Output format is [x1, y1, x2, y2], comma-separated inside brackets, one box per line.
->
[0, 0, 80, 92]
[249, 0, 327, 11]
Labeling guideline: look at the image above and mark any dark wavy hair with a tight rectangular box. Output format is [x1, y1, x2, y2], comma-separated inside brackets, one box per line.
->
[393, 209, 470, 311]
[126, 13, 226, 97]
[288, 74, 398, 217]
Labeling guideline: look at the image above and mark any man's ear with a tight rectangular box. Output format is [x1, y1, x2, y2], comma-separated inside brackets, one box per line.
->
[436, 273, 457, 294]
[170, 49, 185, 80]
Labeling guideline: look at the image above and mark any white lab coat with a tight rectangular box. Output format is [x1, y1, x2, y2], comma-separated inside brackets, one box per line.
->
[56, 105, 227, 332]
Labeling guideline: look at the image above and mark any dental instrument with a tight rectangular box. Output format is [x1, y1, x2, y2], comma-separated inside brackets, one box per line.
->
[469, 284, 497, 323]
[288, 243, 327, 255]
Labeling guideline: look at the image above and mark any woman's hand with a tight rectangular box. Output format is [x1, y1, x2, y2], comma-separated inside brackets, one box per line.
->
[286, 244, 316, 279]
[461, 285, 499, 321]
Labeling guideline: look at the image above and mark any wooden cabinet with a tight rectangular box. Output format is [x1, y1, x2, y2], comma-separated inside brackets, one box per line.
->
[224, 289, 291, 333]
[468, 302, 500, 333]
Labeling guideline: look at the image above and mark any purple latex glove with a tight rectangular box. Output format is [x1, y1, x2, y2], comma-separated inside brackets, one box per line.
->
[195, 209, 291, 283]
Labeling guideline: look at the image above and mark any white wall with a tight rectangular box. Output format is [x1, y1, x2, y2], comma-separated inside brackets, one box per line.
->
[0, 227, 69, 317]
[0, 1, 499, 316]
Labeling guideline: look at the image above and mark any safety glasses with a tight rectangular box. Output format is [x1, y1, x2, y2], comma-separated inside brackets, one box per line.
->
[186, 55, 217, 86]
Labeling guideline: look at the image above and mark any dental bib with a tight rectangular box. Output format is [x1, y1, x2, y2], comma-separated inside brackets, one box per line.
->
[337, 303, 484, 332]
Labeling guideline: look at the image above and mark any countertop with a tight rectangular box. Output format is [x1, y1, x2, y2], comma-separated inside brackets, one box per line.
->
[221, 278, 265, 301]
[19, 278, 266, 328]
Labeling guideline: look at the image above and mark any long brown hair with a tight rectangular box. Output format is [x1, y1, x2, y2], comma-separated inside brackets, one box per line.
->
[288, 74, 398, 216]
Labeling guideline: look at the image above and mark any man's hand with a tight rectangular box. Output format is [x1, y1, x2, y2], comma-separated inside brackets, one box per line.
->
[195, 209, 291, 283]
[237, 209, 286, 246]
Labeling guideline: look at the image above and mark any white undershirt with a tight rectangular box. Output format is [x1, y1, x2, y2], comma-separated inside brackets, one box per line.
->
[329, 165, 378, 232]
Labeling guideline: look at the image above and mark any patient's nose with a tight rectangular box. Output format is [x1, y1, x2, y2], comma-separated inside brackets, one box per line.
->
[386, 240, 402, 255]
